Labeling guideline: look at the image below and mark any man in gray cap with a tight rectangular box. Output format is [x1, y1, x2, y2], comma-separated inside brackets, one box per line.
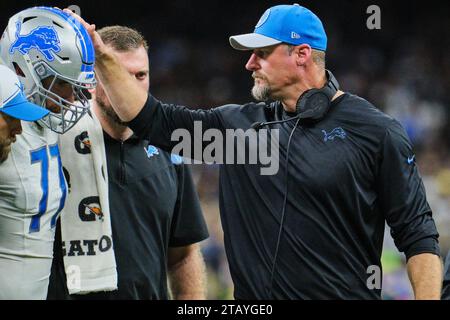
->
[0, 7, 96, 299]
[68, 4, 442, 299]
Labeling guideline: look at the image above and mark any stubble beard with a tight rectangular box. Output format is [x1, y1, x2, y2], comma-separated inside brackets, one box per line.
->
[95, 96, 128, 126]
[0, 138, 12, 163]
[251, 78, 272, 102]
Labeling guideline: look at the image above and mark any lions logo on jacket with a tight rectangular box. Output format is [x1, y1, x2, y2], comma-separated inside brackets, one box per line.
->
[322, 127, 347, 142]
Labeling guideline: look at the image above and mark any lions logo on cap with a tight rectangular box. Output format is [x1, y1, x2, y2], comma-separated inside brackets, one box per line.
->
[9, 22, 61, 62]
[255, 8, 271, 29]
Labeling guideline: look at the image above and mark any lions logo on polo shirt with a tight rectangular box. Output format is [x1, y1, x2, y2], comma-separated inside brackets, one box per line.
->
[145, 145, 159, 158]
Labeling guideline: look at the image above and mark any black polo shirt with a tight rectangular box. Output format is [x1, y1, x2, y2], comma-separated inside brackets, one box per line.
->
[48, 131, 208, 300]
[128, 93, 439, 299]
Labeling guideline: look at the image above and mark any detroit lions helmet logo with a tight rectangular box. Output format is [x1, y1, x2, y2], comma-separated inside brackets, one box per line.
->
[322, 127, 347, 142]
[9, 22, 61, 61]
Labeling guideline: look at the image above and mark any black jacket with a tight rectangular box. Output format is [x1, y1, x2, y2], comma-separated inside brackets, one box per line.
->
[128, 93, 439, 299]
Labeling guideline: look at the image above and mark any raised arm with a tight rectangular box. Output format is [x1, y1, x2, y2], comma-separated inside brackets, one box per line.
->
[63, 8, 146, 122]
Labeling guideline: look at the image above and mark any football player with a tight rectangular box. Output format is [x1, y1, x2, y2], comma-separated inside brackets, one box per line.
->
[0, 7, 96, 299]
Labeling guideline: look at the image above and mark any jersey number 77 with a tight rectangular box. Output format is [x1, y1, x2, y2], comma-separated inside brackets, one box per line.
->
[29, 144, 67, 233]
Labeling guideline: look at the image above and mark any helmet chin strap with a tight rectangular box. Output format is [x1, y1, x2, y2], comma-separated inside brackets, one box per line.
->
[37, 112, 64, 133]
[50, 114, 64, 132]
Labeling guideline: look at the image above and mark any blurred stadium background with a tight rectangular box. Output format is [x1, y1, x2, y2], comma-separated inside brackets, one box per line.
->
[1, 0, 449, 299]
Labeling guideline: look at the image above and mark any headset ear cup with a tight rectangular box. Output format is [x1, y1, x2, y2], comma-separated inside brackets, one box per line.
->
[296, 88, 315, 114]
[296, 89, 331, 121]
[295, 69, 340, 122]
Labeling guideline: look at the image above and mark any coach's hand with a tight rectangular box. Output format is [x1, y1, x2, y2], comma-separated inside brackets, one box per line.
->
[63, 8, 109, 56]
[62, 8, 147, 124]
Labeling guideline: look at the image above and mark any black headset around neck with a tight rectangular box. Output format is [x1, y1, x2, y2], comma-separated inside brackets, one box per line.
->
[295, 69, 340, 120]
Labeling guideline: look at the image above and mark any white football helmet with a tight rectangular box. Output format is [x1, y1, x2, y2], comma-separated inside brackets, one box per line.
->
[0, 6, 96, 134]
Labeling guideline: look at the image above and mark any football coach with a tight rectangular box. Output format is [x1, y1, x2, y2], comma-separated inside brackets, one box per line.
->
[66, 4, 442, 299]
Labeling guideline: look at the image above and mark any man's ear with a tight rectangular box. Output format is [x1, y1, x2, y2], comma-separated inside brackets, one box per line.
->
[294, 44, 312, 67]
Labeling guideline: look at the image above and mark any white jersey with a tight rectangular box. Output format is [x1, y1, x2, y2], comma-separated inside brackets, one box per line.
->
[0, 121, 67, 299]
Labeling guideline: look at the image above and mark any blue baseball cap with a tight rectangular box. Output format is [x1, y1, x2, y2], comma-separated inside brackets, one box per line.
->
[0, 65, 49, 121]
[229, 4, 327, 51]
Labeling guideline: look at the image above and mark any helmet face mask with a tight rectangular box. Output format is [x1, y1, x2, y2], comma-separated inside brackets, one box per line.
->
[29, 61, 95, 134]
[0, 6, 96, 134]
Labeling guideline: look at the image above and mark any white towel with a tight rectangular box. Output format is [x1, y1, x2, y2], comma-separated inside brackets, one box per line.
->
[58, 108, 117, 294]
